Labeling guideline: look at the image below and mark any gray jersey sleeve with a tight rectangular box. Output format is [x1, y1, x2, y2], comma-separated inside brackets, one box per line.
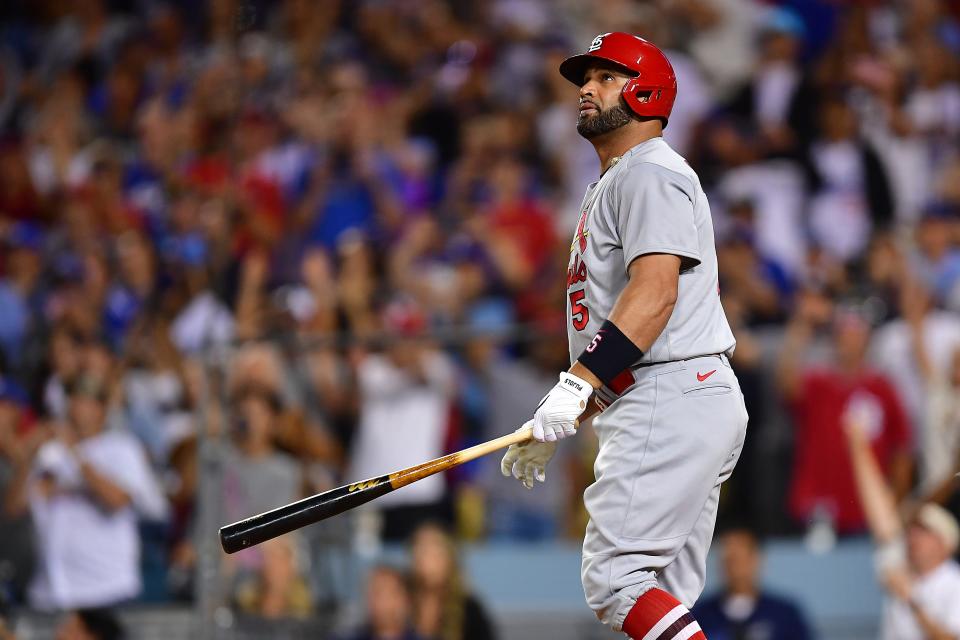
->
[614, 164, 701, 274]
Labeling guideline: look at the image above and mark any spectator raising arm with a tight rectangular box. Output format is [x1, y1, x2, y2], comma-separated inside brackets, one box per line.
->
[917, 459, 960, 510]
[903, 281, 935, 385]
[904, 280, 960, 504]
[2, 424, 50, 518]
[843, 411, 903, 546]
[3, 445, 32, 519]
[776, 291, 831, 400]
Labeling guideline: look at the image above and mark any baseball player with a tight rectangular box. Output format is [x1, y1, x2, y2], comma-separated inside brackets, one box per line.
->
[500, 33, 748, 639]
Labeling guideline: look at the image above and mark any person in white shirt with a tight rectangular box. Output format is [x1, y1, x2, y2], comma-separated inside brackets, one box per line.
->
[845, 411, 960, 640]
[348, 300, 456, 542]
[6, 375, 167, 610]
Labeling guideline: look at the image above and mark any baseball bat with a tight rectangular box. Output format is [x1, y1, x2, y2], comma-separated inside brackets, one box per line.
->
[220, 423, 539, 553]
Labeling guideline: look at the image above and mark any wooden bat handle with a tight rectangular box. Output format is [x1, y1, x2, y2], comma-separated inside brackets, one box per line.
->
[389, 424, 533, 490]
[388, 419, 581, 489]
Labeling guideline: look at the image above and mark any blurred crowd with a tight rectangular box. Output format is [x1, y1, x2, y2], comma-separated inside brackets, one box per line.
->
[0, 0, 958, 636]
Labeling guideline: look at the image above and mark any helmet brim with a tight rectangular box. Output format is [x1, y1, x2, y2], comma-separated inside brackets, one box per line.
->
[559, 54, 639, 86]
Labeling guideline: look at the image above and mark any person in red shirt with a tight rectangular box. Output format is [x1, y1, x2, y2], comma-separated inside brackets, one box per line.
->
[465, 156, 558, 323]
[778, 291, 913, 534]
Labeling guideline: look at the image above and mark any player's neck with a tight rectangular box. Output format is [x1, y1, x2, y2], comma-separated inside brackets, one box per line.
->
[592, 122, 663, 174]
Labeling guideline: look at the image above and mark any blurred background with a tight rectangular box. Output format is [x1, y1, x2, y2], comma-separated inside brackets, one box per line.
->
[0, 0, 958, 638]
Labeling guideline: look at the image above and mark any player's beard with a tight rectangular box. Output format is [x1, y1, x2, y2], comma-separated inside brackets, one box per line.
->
[577, 103, 633, 139]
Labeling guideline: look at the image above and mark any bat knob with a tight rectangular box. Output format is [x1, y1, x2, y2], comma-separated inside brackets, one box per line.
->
[220, 526, 248, 554]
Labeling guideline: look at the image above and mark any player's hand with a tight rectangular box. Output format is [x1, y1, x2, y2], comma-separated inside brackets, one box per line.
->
[500, 421, 557, 489]
[532, 372, 593, 442]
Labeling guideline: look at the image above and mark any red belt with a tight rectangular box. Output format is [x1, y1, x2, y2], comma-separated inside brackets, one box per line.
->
[597, 354, 726, 410]
[594, 368, 636, 412]
[607, 368, 636, 395]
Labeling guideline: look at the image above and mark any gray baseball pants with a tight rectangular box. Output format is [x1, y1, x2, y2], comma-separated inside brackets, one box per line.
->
[581, 354, 748, 631]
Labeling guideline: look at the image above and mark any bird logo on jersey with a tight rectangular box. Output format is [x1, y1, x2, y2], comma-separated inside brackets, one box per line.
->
[571, 208, 590, 254]
[567, 208, 589, 289]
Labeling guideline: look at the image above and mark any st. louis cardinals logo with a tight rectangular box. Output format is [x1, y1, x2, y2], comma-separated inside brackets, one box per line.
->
[570, 208, 590, 254]
[588, 33, 610, 52]
[567, 206, 590, 331]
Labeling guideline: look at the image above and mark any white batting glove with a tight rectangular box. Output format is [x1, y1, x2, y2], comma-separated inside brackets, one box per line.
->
[533, 372, 593, 442]
[500, 421, 558, 489]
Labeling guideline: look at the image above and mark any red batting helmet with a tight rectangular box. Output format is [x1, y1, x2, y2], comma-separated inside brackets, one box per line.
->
[559, 32, 677, 126]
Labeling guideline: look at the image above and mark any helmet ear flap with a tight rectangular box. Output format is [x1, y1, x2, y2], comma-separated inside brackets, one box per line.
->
[621, 77, 672, 123]
[620, 77, 646, 115]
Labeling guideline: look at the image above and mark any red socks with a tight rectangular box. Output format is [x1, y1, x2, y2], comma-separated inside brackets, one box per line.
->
[621, 588, 706, 640]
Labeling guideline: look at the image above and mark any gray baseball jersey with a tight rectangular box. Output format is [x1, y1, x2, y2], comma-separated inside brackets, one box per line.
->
[565, 136, 748, 632]
[565, 136, 735, 366]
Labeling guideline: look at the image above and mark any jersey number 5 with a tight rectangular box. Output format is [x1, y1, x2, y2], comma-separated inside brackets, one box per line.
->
[569, 290, 589, 331]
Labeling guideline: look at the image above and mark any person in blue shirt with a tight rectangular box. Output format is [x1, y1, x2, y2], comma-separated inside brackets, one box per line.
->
[0, 222, 44, 370]
[693, 528, 813, 640]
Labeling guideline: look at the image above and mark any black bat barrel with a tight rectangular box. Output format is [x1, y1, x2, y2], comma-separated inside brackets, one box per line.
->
[220, 474, 392, 553]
